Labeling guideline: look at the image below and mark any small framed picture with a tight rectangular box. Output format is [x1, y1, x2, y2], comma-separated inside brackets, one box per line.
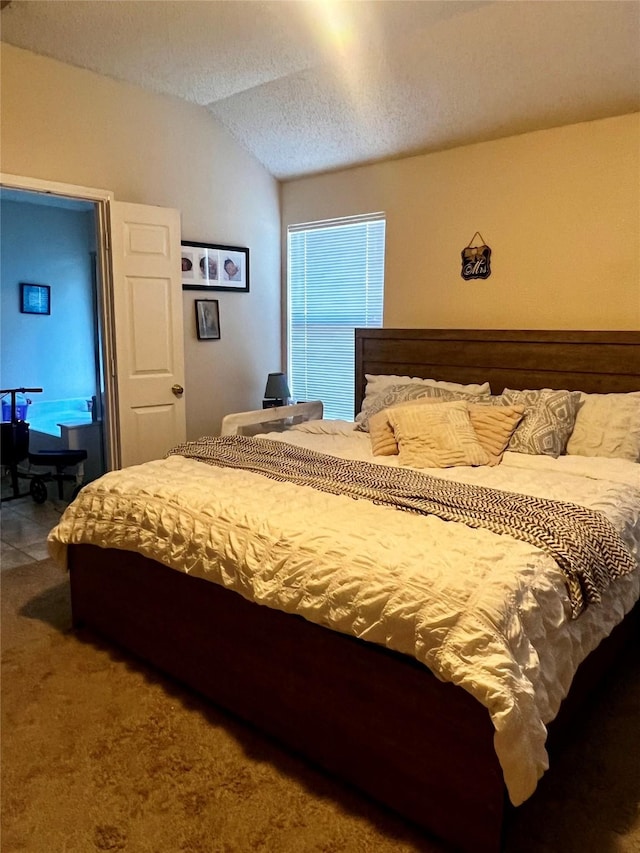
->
[20, 282, 51, 315]
[195, 299, 220, 340]
[181, 241, 249, 293]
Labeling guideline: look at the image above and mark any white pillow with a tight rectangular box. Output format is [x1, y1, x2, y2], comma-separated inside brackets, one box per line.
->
[364, 374, 491, 400]
[566, 392, 640, 460]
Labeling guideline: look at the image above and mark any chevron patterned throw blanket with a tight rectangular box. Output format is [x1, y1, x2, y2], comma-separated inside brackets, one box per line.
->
[168, 435, 636, 618]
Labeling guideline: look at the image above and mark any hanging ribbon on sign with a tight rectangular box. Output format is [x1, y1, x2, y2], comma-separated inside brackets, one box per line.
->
[461, 232, 491, 280]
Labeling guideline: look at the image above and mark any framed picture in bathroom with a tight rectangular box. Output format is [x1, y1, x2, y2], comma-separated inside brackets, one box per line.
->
[20, 282, 51, 315]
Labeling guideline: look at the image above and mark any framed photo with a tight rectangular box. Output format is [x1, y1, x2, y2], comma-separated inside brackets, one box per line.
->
[181, 241, 249, 292]
[195, 299, 220, 340]
[20, 282, 51, 315]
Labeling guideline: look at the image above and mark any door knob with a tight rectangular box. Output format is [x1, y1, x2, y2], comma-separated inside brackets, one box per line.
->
[171, 384, 184, 397]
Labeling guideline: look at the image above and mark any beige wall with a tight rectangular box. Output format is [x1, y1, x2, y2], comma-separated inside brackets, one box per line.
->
[1, 43, 282, 438]
[3, 43, 638, 444]
[282, 113, 640, 333]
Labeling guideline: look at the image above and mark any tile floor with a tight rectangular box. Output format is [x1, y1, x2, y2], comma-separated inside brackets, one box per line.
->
[1, 473, 68, 569]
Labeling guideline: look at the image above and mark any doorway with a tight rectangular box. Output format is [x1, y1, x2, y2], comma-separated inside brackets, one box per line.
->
[0, 186, 108, 502]
[1, 172, 187, 475]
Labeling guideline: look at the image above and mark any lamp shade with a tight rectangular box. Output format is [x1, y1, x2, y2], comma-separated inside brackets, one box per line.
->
[264, 372, 290, 401]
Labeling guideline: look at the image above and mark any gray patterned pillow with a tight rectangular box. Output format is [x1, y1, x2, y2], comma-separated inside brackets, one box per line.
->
[356, 383, 486, 432]
[495, 388, 582, 457]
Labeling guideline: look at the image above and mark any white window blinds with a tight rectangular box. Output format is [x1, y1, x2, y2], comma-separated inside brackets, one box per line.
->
[287, 213, 385, 420]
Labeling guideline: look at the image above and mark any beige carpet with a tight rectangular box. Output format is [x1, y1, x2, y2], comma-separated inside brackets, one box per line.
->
[1, 559, 639, 853]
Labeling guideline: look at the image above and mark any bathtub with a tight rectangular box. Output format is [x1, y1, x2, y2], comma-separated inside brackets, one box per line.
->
[23, 398, 105, 484]
[24, 397, 93, 438]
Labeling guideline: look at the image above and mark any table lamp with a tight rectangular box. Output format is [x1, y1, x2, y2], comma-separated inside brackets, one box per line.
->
[263, 373, 290, 408]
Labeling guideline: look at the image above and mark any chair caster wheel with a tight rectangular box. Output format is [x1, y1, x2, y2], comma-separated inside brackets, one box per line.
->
[30, 477, 48, 504]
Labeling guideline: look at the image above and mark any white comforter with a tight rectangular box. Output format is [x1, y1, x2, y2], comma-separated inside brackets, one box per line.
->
[48, 420, 640, 807]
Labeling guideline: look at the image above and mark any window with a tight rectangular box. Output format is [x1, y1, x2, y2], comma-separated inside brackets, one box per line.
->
[287, 213, 385, 420]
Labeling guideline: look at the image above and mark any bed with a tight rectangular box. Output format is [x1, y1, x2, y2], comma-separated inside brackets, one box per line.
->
[48, 329, 640, 853]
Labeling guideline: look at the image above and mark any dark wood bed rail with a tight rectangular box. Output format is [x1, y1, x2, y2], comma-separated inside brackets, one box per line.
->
[355, 329, 640, 415]
[70, 545, 506, 853]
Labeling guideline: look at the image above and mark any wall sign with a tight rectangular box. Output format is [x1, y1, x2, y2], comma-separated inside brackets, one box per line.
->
[461, 233, 491, 280]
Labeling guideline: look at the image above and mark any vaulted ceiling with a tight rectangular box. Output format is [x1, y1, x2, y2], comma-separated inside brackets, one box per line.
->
[2, 0, 638, 180]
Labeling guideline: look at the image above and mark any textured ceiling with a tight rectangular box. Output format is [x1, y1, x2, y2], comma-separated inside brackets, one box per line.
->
[1, 0, 639, 181]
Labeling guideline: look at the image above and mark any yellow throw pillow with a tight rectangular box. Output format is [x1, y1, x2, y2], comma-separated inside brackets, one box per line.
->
[368, 407, 401, 456]
[368, 397, 437, 455]
[467, 403, 525, 465]
[387, 401, 490, 468]
[369, 397, 441, 455]
[371, 400, 525, 466]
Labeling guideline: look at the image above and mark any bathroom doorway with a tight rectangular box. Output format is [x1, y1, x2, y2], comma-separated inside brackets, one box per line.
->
[1, 172, 187, 475]
[0, 186, 107, 501]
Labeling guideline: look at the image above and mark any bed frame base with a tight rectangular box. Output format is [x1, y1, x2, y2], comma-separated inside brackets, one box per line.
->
[70, 544, 506, 853]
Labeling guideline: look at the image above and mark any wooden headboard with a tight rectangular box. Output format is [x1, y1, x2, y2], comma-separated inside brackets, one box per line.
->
[355, 329, 640, 415]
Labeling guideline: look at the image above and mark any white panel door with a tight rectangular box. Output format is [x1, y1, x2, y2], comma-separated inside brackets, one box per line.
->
[109, 201, 186, 468]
